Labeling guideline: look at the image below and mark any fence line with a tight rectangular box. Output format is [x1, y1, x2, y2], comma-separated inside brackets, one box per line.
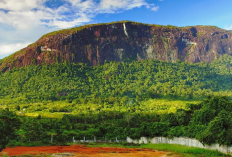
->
[126, 136, 231, 154]
[47, 136, 232, 154]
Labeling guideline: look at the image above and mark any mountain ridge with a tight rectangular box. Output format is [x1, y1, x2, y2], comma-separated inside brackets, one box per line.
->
[1, 21, 232, 72]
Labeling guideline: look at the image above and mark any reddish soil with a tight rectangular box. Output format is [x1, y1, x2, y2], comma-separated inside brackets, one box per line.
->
[1, 145, 180, 157]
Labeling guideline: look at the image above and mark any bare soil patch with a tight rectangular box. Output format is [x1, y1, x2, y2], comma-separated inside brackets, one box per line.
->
[1, 145, 180, 157]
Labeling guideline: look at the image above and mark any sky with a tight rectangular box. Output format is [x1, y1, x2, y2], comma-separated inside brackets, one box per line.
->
[0, 0, 232, 59]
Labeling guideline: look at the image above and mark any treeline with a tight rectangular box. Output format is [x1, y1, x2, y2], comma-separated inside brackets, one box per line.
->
[7, 96, 232, 147]
[1, 54, 232, 105]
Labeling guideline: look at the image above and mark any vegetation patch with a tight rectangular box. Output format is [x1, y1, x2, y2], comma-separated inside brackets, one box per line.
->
[141, 144, 230, 157]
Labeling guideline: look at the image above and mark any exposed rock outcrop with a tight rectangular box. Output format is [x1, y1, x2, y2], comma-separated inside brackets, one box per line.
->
[1, 21, 232, 71]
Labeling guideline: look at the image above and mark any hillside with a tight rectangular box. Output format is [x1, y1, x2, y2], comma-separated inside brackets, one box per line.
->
[1, 21, 232, 72]
[1, 54, 232, 106]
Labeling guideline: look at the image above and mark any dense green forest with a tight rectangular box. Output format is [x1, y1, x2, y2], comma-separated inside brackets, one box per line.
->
[2, 54, 232, 148]
[1, 54, 232, 105]
[4, 96, 232, 147]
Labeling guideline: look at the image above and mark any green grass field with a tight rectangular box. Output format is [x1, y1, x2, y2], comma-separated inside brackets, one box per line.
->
[140, 144, 230, 157]
[85, 143, 231, 157]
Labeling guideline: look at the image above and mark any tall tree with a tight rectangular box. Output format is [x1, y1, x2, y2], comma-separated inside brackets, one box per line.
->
[0, 109, 21, 152]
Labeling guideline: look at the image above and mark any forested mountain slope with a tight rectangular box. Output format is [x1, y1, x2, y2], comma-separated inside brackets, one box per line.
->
[1, 54, 232, 105]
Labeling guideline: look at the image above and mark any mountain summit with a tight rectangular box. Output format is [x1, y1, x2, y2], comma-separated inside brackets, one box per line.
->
[1, 21, 232, 72]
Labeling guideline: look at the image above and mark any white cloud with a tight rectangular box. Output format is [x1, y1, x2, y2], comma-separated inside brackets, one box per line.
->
[98, 0, 146, 12]
[151, 6, 159, 11]
[0, 43, 31, 56]
[225, 25, 232, 30]
[146, 3, 159, 12]
[0, 0, 159, 59]
[0, 10, 43, 30]
[0, 0, 39, 11]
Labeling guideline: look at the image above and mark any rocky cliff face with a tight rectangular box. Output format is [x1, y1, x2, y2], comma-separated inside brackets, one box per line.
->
[1, 21, 232, 71]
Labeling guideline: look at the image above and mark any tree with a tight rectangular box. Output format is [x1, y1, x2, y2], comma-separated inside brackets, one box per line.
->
[0, 109, 21, 152]
[198, 110, 232, 146]
[23, 119, 44, 143]
[60, 130, 76, 142]
[15, 105, 20, 111]
[47, 130, 57, 142]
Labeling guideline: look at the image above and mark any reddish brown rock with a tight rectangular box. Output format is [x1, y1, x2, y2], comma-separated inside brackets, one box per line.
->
[1, 21, 232, 72]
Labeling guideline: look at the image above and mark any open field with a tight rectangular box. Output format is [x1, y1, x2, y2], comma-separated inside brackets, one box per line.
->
[1, 144, 230, 157]
[0, 98, 199, 119]
[1, 145, 179, 157]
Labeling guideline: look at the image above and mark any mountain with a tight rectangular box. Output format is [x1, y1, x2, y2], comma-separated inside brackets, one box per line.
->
[1, 21, 232, 72]
[2, 21, 232, 148]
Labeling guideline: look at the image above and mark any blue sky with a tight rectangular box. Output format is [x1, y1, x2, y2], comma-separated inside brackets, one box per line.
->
[0, 0, 232, 59]
[95, 0, 232, 28]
